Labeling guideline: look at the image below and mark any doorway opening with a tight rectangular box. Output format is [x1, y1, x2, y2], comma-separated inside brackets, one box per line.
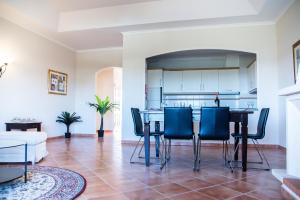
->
[95, 67, 122, 136]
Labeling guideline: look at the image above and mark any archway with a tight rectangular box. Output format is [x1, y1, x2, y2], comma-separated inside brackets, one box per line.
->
[145, 49, 258, 137]
[95, 67, 122, 136]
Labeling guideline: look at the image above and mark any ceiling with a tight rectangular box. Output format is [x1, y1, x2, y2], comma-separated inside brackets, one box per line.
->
[0, 0, 294, 51]
[50, 0, 159, 11]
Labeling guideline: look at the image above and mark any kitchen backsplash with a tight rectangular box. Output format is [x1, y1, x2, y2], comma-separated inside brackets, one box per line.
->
[146, 87, 257, 110]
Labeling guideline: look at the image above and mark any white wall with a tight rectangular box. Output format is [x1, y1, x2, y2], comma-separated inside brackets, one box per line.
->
[276, 0, 300, 147]
[0, 17, 76, 137]
[122, 24, 279, 144]
[74, 48, 122, 134]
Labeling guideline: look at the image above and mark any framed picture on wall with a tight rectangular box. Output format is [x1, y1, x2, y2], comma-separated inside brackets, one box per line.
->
[293, 40, 300, 84]
[48, 69, 68, 95]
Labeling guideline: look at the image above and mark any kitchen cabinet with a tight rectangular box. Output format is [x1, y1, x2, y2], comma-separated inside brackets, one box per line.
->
[201, 70, 219, 92]
[247, 61, 257, 93]
[182, 70, 202, 92]
[163, 71, 183, 93]
[164, 69, 240, 94]
[218, 69, 239, 92]
[147, 69, 163, 88]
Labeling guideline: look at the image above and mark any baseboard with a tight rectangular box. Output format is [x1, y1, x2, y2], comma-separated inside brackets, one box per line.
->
[279, 145, 287, 152]
[121, 140, 283, 149]
[46, 130, 115, 140]
[47, 133, 97, 140]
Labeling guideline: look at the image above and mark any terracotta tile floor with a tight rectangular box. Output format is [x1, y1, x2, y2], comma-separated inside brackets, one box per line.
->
[38, 133, 287, 200]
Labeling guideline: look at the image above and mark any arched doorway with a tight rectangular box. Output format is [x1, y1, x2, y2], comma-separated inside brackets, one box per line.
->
[95, 67, 122, 136]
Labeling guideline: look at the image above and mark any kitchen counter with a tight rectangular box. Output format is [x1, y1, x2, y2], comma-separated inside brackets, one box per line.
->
[141, 108, 257, 122]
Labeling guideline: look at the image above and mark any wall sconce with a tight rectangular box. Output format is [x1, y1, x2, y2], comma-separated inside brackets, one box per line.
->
[0, 62, 8, 78]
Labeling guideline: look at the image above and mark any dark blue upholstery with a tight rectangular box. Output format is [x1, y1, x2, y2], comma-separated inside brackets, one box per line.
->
[231, 108, 269, 140]
[164, 107, 194, 139]
[131, 108, 164, 137]
[199, 107, 230, 140]
[131, 108, 144, 136]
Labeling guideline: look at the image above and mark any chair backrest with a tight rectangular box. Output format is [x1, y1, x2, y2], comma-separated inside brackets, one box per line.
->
[199, 107, 230, 140]
[256, 108, 270, 139]
[164, 107, 194, 139]
[131, 108, 144, 136]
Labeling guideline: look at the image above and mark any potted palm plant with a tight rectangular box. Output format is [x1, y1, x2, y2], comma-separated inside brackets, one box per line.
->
[89, 96, 117, 137]
[56, 112, 82, 138]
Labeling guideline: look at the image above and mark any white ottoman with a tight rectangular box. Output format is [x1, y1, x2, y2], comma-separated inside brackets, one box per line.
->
[0, 131, 48, 164]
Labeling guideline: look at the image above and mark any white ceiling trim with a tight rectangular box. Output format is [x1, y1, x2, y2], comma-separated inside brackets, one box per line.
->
[58, 0, 258, 32]
[121, 20, 276, 35]
[76, 46, 123, 53]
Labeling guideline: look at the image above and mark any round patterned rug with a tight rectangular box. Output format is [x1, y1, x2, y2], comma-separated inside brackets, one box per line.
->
[0, 166, 86, 200]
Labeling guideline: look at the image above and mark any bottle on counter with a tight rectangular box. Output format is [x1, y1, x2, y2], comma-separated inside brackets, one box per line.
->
[214, 95, 220, 107]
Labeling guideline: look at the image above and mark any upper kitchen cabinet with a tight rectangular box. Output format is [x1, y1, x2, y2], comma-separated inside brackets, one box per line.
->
[147, 69, 163, 88]
[182, 70, 202, 92]
[218, 69, 240, 92]
[201, 70, 219, 92]
[163, 71, 183, 93]
[247, 61, 257, 93]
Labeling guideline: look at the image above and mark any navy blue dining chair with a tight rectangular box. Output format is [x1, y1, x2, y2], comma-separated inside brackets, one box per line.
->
[231, 108, 270, 170]
[130, 108, 164, 163]
[162, 107, 195, 169]
[195, 107, 232, 171]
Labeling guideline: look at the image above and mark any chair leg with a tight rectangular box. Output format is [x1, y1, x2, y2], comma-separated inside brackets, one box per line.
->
[225, 140, 233, 172]
[253, 139, 271, 170]
[192, 135, 196, 170]
[138, 137, 161, 159]
[155, 135, 160, 158]
[160, 137, 167, 169]
[195, 138, 201, 171]
[138, 142, 145, 158]
[231, 138, 270, 170]
[130, 137, 142, 163]
[194, 137, 199, 170]
[252, 139, 263, 164]
[223, 141, 228, 166]
[193, 135, 196, 159]
[167, 139, 171, 161]
[233, 139, 239, 158]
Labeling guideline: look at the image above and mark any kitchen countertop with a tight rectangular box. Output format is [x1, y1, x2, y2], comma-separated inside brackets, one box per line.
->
[142, 108, 257, 114]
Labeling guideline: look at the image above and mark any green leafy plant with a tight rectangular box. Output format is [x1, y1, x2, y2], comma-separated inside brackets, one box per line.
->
[56, 112, 82, 138]
[88, 96, 117, 137]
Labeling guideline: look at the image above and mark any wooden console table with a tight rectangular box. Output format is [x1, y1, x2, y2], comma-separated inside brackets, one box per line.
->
[5, 122, 42, 132]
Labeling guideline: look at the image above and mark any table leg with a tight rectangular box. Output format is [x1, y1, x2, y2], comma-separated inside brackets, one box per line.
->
[37, 124, 41, 132]
[234, 122, 240, 161]
[144, 122, 150, 167]
[6, 125, 11, 131]
[25, 143, 27, 183]
[155, 121, 160, 158]
[241, 115, 248, 172]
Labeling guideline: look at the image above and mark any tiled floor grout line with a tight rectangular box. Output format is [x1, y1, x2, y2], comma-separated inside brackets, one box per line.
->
[39, 137, 287, 200]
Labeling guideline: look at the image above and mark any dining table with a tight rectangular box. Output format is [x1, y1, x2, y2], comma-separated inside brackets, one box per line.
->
[141, 108, 254, 172]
